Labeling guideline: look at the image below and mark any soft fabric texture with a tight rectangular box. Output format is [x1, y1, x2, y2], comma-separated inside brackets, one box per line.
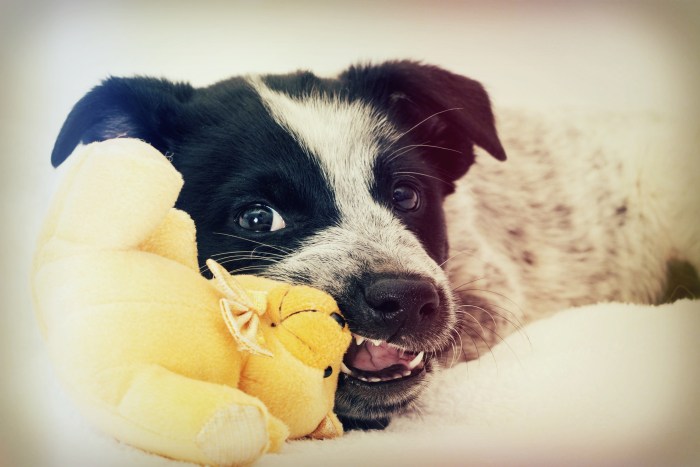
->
[21, 299, 700, 466]
[31, 138, 351, 466]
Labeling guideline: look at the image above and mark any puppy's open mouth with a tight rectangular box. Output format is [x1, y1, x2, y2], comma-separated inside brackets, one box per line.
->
[341, 333, 426, 383]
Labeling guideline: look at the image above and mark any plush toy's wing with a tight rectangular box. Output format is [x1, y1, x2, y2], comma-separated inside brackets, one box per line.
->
[220, 299, 273, 357]
[208, 259, 273, 357]
[306, 412, 344, 440]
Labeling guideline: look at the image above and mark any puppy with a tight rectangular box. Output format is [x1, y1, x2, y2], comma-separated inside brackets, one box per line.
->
[50, 61, 700, 429]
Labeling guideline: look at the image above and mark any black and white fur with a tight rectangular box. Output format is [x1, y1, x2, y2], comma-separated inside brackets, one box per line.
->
[51, 61, 700, 429]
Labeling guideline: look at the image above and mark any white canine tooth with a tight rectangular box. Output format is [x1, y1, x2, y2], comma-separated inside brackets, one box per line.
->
[392, 373, 403, 380]
[407, 351, 425, 370]
[402, 370, 411, 377]
[371, 339, 382, 346]
[357, 375, 368, 382]
[340, 363, 353, 375]
[368, 377, 381, 383]
[354, 335, 365, 345]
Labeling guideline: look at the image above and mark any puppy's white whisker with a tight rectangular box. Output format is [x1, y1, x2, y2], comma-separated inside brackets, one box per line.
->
[473, 300, 528, 333]
[385, 143, 463, 165]
[469, 322, 498, 366]
[457, 301, 526, 364]
[212, 232, 293, 255]
[219, 264, 268, 274]
[485, 325, 524, 370]
[211, 257, 280, 271]
[393, 171, 453, 187]
[199, 252, 283, 273]
[209, 250, 286, 259]
[444, 249, 492, 273]
[454, 308, 489, 340]
[465, 334, 481, 362]
[393, 107, 465, 143]
[466, 301, 531, 348]
[458, 287, 525, 317]
[437, 250, 483, 269]
[210, 254, 283, 262]
[453, 332, 465, 368]
[458, 303, 498, 330]
[384, 142, 428, 164]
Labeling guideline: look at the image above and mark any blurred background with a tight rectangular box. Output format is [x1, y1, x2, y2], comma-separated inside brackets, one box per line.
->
[1, 1, 698, 465]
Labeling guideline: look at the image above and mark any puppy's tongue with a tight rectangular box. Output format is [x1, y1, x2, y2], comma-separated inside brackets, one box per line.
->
[344, 340, 417, 372]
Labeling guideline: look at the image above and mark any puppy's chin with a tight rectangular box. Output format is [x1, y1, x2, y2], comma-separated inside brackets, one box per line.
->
[334, 357, 435, 429]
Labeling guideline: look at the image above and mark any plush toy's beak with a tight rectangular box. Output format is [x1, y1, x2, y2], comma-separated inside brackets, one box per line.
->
[306, 412, 344, 440]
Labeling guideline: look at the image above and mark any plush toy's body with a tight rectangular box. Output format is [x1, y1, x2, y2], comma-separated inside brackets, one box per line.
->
[32, 138, 351, 466]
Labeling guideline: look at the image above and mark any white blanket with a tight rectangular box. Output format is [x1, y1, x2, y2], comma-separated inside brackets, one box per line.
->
[8, 300, 698, 466]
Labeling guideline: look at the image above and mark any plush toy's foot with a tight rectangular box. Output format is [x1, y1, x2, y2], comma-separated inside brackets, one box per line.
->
[197, 405, 271, 466]
[73, 364, 288, 466]
[197, 406, 289, 465]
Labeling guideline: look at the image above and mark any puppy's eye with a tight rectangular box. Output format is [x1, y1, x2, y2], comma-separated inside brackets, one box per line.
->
[323, 366, 333, 378]
[237, 204, 286, 232]
[392, 184, 420, 211]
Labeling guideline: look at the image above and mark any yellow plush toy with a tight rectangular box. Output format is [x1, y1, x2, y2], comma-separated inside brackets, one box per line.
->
[32, 138, 351, 466]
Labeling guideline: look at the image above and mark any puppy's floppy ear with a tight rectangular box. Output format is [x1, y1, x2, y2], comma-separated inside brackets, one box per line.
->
[341, 61, 506, 175]
[51, 77, 194, 167]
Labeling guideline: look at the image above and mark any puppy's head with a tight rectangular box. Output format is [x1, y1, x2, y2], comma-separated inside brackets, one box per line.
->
[52, 61, 505, 429]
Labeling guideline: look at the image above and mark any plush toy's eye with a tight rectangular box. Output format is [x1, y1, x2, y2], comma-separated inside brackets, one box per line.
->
[392, 183, 420, 212]
[237, 204, 286, 232]
[330, 312, 346, 328]
[323, 366, 333, 378]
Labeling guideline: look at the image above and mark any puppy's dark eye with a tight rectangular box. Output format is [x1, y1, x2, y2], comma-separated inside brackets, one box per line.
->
[392, 184, 420, 211]
[330, 312, 346, 328]
[237, 204, 286, 232]
[323, 366, 333, 378]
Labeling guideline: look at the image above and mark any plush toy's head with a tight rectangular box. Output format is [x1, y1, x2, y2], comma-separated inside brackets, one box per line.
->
[208, 260, 352, 439]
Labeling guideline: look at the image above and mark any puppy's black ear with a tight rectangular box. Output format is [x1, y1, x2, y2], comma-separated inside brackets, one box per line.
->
[51, 77, 194, 167]
[341, 61, 506, 174]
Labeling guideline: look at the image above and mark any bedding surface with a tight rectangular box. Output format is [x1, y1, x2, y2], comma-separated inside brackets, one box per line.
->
[9, 300, 699, 466]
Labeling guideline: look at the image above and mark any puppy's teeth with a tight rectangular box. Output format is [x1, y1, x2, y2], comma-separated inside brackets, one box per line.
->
[357, 375, 369, 382]
[392, 373, 403, 380]
[402, 370, 411, 377]
[407, 351, 425, 370]
[368, 377, 381, 383]
[340, 363, 353, 375]
[354, 335, 365, 345]
[371, 339, 382, 346]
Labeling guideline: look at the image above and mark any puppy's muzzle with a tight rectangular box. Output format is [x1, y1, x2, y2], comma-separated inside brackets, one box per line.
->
[339, 275, 439, 383]
[364, 276, 440, 334]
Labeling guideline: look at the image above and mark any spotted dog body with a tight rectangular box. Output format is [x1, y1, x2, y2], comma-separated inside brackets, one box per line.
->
[51, 61, 700, 429]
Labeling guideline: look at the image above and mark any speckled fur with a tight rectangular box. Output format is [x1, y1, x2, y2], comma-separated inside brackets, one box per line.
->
[444, 109, 700, 359]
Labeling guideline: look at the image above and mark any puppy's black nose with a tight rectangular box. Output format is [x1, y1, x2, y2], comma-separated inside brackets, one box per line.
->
[364, 277, 440, 331]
